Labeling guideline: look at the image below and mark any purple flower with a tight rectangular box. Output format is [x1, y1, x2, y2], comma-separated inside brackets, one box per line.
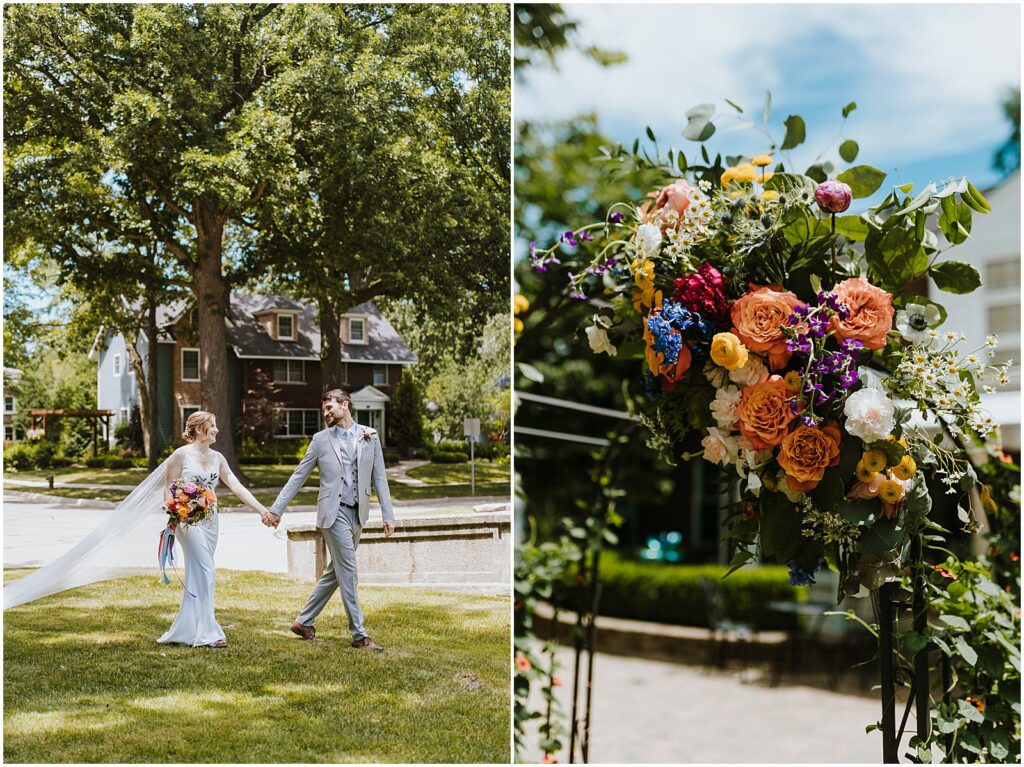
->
[815, 180, 853, 214]
[529, 241, 537, 258]
[609, 212, 625, 224]
[839, 369, 860, 388]
[562, 230, 579, 247]
[839, 338, 863, 353]
[570, 291, 588, 301]
[579, 230, 594, 242]
[182, 482, 198, 495]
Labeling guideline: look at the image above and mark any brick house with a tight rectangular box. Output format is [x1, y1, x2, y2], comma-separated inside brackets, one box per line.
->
[91, 293, 417, 451]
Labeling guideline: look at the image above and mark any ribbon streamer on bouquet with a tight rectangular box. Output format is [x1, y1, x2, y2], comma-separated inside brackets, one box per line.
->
[157, 526, 195, 597]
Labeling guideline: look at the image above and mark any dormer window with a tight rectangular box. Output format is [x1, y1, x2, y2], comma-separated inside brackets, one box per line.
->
[348, 317, 367, 344]
[277, 314, 295, 340]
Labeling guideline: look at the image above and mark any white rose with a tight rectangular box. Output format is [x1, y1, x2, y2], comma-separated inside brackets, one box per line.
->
[635, 222, 662, 258]
[729, 354, 769, 387]
[709, 386, 742, 430]
[843, 387, 895, 443]
[702, 427, 738, 466]
[585, 325, 617, 356]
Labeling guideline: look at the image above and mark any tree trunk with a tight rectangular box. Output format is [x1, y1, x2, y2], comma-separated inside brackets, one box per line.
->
[146, 298, 160, 472]
[193, 200, 246, 483]
[319, 292, 345, 390]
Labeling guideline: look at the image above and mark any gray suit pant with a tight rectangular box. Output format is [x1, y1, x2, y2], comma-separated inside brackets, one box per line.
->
[296, 503, 366, 640]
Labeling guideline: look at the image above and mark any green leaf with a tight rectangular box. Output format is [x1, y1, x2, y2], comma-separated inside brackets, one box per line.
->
[758, 492, 803, 562]
[683, 105, 716, 142]
[833, 215, 868, 241]
[725, 98, 744, 114]
[811, 469, 845, 509]
[957, 698, 984, 723]
[938, 198, 972, 245]
[836, 165, 887, 198]
[859, 518, 908, 556]
[780, 115, 806, 150]
[940, 614, 970, 631]
[963, 180, 992, 213]
[838, 140, 859, 162]
[805, 164, 828, 184]
[930, 261, 981, 295]
[865, 225, 927, 290]
[645, 125, 656, 142]
[842, 101, 857, 118]
[954, 635, 978, 666]
[764, 173, 817, 195]
[904, 629, 929, 654]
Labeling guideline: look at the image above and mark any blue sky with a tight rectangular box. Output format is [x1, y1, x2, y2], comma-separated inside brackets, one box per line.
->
[517, 3, 1021, 203]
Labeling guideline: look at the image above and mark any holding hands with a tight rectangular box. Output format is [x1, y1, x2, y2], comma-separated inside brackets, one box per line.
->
[259, 508, 281, 528]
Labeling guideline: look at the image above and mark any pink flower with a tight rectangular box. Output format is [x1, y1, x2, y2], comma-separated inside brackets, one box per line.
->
[673, 263, 731, 327]
[831, 277, 894, 351]
[654, 179, 692, 217]
[182, 482, 198, 495]
[815, 180, 852, 213]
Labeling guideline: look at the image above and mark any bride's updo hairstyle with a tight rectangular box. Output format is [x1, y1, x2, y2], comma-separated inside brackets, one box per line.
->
[183, 411, 216, 443]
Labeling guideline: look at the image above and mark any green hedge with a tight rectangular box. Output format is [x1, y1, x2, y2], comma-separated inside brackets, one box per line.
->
[4, 441, 59, 470]
[84, 455, 135, 469]
[595, 552, 803, 631]
[431, 450, 469, 464]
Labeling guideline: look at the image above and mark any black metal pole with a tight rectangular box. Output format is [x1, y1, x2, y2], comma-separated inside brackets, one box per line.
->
[879, 581, 899, 763]
[568, 540, 588, 763]
[581, 547, 602, 764]
[910, 536, 930, 745]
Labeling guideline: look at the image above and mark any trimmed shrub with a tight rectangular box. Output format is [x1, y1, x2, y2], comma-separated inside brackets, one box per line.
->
[431, 450, 469, 464]
[382, 448, 402, 466]
[4, 443, 37, 470]
[589, 551, 803, 631]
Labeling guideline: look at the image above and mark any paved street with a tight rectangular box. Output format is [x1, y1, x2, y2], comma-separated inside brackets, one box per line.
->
[525, 647, 900, 764]
[3, 491, 507, 573]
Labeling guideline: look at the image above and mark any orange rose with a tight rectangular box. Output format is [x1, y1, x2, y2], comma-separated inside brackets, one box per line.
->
[736, 376, 797, 449]
[777, 422, 842, 492]
[730, 285, 802, 370]
[830, 277, 894, 351]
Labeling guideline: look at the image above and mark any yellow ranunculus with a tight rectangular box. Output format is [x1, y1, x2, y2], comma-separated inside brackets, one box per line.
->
[720, 167, 737, 187]
[514, 294, 529, 314]
[892, 455, 917, 480]
[854, 460, 877, 483]
[783, 371, 802, 392]
[761, 190, 780, 202]
[514, 318, 524, 333]
[862, 449, 887, 474]
[710, 332, 748, 371]
[734, 163, 757, 183]
[631, 259, 662, 313]
[878, 479, 905, 504]
[752, 154, 773, 167]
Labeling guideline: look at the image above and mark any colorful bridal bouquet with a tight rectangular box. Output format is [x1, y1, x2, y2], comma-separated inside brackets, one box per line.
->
[531, 102, 1009, 596]
[164, 478, 218, 528]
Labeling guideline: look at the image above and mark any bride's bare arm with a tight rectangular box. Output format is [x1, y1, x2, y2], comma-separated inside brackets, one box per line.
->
[164, 449, 185, 503]
[217, 454, 269, 515]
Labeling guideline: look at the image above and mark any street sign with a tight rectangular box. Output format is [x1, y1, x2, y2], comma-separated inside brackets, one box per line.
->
[463, 418, 481, 438]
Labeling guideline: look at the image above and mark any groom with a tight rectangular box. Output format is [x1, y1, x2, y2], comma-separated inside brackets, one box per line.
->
[265, 388, 395, 651]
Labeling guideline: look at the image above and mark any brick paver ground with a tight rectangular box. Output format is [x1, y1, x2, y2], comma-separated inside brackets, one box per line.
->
[524, 646, 911, 763]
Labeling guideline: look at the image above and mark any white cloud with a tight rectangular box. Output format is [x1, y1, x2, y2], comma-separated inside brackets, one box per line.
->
[518, 4, 1020, 166]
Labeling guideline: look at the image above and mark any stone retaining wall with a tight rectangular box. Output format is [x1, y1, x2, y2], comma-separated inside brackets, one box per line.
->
[286, 512, 510, 593]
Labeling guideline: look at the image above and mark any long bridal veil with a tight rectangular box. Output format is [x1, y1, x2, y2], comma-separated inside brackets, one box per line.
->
[4, 462, 169, 609]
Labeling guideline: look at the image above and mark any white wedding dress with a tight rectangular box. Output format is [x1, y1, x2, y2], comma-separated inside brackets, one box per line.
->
[157, 450, 226, 647]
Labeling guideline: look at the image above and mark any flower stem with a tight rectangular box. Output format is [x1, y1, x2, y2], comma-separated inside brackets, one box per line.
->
[830, 213, 837, 285]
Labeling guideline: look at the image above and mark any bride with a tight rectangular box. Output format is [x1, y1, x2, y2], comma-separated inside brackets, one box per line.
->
[157, 411, 275, 647]
[4, 410, 275, 648]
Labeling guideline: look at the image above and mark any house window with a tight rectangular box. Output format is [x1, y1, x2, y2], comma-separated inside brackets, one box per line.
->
[987, 303, 1021, 335]
[373, 365, 388, 386]
[181, 349, 201, 381]
[272, 359, 306, 384]
[181, 405, 200, 430]
[4, 426, 13, 442]
[342, 362, 349, 385]
[277, 314, 295, 340]
[987, 258, 1021, 289]
[113, 354, 122, 377]
[275, 408, 320, 438]
[4, 396, 14, 414]
[349, 318, 366, 343]
[119, 408, 129, 424]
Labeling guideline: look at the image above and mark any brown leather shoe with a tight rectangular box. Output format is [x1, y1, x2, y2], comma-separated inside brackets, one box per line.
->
[290, 621, 316, 640]
[351, 636, 384, 652]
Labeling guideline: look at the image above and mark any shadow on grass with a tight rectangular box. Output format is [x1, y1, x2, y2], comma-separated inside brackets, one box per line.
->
[4, 569, 510, 763]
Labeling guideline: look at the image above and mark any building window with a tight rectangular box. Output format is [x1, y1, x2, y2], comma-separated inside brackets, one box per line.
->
[181, 405, 200, 430]
[272, 359, 306, 384]
[986, 258, 1021, 290]
[4, 425, 13, 442]
[349, 318, 366, 343]
[373, 365, 388, 386]
[181, 349, 201, 381]
[277, 314, 295, 340]
[119, 407, 129, 424]
[4, 396, 14, 414]
[275, 408, 320, 438]
[113, 354, 122, 377]
[987, 303, 1021, 335]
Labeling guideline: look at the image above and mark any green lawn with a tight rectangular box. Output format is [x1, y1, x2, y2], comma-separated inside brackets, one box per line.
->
[406, 460, 509, 485]
[4, 569, 510, 763]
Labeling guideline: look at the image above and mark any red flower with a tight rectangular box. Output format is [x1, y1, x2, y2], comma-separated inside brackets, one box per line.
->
[541, 755, 559, 764]
[933, 565, 957, 580]
[673, 263, 731, 327]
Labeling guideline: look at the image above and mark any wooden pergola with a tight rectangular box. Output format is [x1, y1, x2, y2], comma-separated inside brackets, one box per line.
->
[28, 409, 113, 456]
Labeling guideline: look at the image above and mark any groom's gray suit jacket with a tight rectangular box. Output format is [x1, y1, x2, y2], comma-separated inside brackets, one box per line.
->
[269, 424, 395, 528]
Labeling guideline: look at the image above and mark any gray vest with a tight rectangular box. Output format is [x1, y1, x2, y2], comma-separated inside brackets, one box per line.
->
[335, 426, 359, 507]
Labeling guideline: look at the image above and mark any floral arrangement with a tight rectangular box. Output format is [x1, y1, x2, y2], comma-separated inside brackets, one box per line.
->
[529, 100, 1010, 596]
[164, 478, 218, 528]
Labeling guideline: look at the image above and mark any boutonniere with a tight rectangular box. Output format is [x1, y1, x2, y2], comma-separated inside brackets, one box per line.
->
[361, 428, 377, 442]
